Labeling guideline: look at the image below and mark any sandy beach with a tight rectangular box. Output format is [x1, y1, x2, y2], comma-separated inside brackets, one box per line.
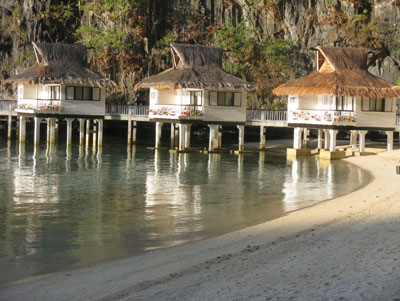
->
[1, 147, 400, 300]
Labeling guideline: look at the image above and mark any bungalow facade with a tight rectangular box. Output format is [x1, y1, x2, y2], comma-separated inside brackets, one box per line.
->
[136, 43, 256, 151]
[3, 42, 115, 148]
[273, 46, 400, 157]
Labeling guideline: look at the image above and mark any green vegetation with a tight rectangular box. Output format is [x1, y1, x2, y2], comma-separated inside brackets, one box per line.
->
[214, 18, 296, 109]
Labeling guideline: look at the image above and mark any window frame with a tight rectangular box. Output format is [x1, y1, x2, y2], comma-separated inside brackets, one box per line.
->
[208, 91, 241, 107]
[189, 91, 202, 106]
[335, 96, 354, 112]
[362, 97, 386, 112]
[48, 85, 60, 100]
[65, 86, 101, 101]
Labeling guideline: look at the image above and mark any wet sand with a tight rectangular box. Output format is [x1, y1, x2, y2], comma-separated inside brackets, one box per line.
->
[1, 147, 400, 300]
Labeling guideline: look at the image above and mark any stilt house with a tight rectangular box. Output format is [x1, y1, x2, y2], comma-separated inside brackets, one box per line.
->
[4, 42, 115, 116]
[273, 46, 400, 155]
[136, 43, 256, 151]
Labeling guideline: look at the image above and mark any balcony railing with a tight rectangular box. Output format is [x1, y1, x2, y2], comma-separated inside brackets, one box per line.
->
[149, 104, 203, 119]
[0, 100, 17, 111]
[106, 104, 149, 116]
[289, 110, 356, 124]
[246, 110, 287, 121]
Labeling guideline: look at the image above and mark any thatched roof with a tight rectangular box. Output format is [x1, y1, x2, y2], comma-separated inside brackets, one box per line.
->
[3, 42, 116, 88]
[136, 43, 256, 91]
[273, 46, 400, 98]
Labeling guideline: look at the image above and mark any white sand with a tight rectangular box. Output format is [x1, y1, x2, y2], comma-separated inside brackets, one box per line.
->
[1, 149, 400, 300]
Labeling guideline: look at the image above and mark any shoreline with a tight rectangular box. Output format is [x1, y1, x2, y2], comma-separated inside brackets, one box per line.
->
[1, 148, 400, 300]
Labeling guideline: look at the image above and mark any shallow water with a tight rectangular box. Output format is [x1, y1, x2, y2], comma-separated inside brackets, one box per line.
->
[0, 139, 368, 284]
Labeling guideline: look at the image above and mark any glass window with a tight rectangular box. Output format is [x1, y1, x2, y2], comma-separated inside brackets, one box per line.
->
[209, 92, 217, 106]
[75, 87, 83, 100]
[343, 97, 353, 111]
[234, 93, 241, 106]
[83, 87, 92, 100]
[66, 87, 74, 100]
[189, 91, 202, 106]
[217, 92, 225, 106]
[369, 97, 385, 112]
[336, 96, 343, 111]
[48, 86, 60, 100]
[92, 88, 100, 101]
[225, 92, 234, 106]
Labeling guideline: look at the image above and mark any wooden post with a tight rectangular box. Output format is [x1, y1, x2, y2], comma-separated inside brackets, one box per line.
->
[34, 117, 41, 148]
[218, 125, 222, 149]
[132, 121, 137, 144]
[237, 125, 245, 151]
[85, 119, 90, 149]
[184, 124, 191, 149]
[303, 128, 309, 148]
[178, 123, 185, 151]
[317, 129, 323, 149]
[259, 125, 266, 149]
[293, 127, 303, 149]
[323, 129, 330, 150]
[50, 118, 56, 145]
[127, 120, 132, 145]
[7, 116, 12, 140]
[46, 119, 50, 145]
[79, 119, 85, 146]
[54, 120, 59, 143]
[155, 122, 163, 148]
[358, 130, 367, 152]
[19, 116, 26, 144]
[66, 118, 73, 149]
[208, 124, 219, 151]
[170, 123, 176, 149]
[329, 129, 338, 152]
[97, 119, 103, 149]
[386, 131, 393, 151]
[92, 120, 97, 152]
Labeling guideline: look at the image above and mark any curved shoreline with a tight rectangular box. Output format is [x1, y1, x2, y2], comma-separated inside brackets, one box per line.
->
[1, 149, 400, 300]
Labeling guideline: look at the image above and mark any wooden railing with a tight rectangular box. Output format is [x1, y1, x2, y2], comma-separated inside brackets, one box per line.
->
[106, 104, 149, 116]
[246, 110, 287, 121]
[0, 100, 17, 111]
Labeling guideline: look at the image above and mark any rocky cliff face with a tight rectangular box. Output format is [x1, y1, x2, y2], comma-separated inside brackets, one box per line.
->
[1, 0, 399, 102]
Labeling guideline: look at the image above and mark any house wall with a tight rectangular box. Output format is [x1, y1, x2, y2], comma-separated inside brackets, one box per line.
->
[203, 89, 247, 123]
[355, 97, 397, 128]
[150, 88, 177, 105]
[60, 85, 106, 116]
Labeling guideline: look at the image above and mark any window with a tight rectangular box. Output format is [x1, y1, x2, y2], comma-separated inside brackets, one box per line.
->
[369, 97, 385, 112]
[48, 86, 60, 100]
[209, 91, 241, 106]
[65, 86, 101, 101]
[318, 95, 333, 110]
[189, 91, 202, 105]
[336, 96, 354, 111]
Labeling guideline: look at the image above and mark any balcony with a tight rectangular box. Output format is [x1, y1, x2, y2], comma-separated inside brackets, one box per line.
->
[288, 109, 356, 125]
[149, 104, 203, 120]
[16, 99, 63, 114]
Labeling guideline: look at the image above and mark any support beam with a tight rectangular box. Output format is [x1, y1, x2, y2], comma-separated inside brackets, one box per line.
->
[49, 118, 56, 145]
[79, 119, 85, 146]
[184, 124, 191, 149]
[208, 124, 219, 151]
[178, 123, 185, 151]
[323, 129, 330, 150]
[54, 121, 59, 143]
[218, 125, 222, 149]
[66, 118, 74, 149]
[19, 116, 26, 144]
[85, 119, 90, 149]
[34, 117, 41, 148]
[358, 130, 368, 153]
[386, 131, 394, 151]
[259, 125, 266, 149]
[293, 127, 303, 149]
[92, 120, 97, 152]
[132, 121, 137, 144]
[237, 125, 245, 151]
[170, 123, 176, 149]
[155, 122, 163, 148]
[303, 128, 309, 148]
[350, 130, 357, 149]
[127, 120, 132, 145]
[7, 116, 12, 140]
[317, 129, 323, 149]
[97, 119, 104, 149]
[46, 119, 50, 145]
[328, 129, 338, 152]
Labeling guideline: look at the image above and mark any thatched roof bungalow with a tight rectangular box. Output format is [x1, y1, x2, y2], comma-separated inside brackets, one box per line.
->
[136, 43, 256, 123]
[4, 42, 115, 116]
[273, 46, 400, 154]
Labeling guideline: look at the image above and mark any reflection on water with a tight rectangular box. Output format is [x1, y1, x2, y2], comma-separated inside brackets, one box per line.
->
[0, 139, 368, 284]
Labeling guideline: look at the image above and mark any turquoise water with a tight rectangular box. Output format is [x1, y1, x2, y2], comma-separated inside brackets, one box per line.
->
[0, 139, 368, 284]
